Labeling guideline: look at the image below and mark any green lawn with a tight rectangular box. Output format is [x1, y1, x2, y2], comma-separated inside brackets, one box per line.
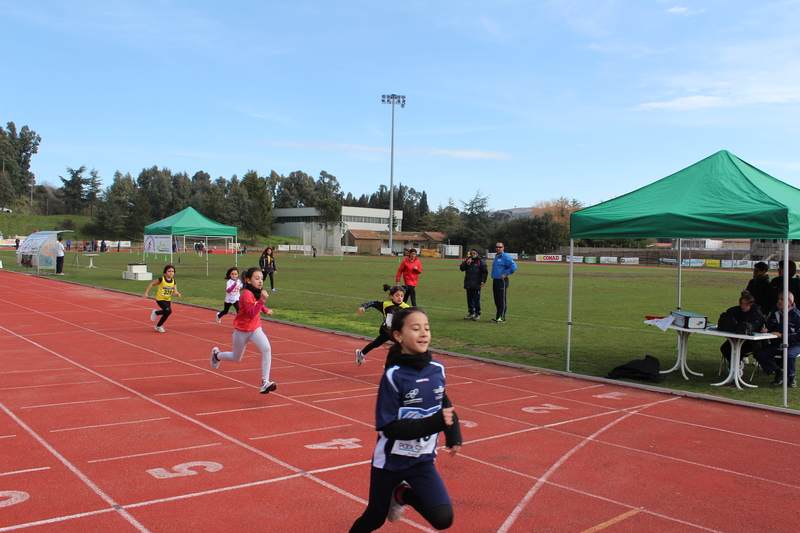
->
[1, 248, 795, 410]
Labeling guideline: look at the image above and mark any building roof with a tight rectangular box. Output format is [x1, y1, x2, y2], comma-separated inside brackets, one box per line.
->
[347, 229, 381, 240]
[423, 232, 447, 243]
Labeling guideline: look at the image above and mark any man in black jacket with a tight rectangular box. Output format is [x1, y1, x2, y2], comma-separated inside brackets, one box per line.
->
[459, 249, 488, 321]
[719, 292, 764, 377]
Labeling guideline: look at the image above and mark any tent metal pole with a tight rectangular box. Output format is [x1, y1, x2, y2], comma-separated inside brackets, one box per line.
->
[783, 240, 789, 407]
[677, 238, 682, 310]
[566, 239, 574, 372]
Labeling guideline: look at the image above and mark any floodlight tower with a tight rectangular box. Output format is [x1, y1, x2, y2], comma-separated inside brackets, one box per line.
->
[381, 93, 405, 255]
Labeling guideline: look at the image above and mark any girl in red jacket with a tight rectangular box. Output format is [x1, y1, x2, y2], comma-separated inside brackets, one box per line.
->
[210, 267, 277, 394]
[396, 248, 423, 306]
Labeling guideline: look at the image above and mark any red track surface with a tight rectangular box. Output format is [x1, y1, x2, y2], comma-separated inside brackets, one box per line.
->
[1, 271, 799, 532]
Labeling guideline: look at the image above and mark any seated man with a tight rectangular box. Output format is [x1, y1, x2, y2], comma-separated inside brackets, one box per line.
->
[719, 293, 764, 375]
[754, 292, 800, 388]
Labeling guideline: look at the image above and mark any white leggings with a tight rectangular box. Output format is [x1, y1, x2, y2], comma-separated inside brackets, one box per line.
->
[217, 327, 273, 382]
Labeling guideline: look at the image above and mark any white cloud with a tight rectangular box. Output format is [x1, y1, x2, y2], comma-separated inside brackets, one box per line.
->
[635, 95, 730, 111]
[665, 6, 706, 16]
[261, 141, 511, 160]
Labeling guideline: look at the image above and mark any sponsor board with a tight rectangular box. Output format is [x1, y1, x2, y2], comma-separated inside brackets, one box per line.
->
[600, 257, 617, 264]
[536, 255, 562, 262]
[620, 257, 639, 265]
[705, 259, 721, 268]
[681, 259, 706, 267]
[566, 256, 583, 263]
[584, 256, 597, 264]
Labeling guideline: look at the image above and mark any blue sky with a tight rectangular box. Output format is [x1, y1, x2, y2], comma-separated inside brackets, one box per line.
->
[2, 1, 799, 211]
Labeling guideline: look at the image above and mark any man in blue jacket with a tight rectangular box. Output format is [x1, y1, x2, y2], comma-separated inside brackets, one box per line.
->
[490, 242, 517, 323]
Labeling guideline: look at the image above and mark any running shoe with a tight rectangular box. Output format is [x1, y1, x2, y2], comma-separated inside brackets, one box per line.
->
[260, 381, 277, 394]
[472, 315, 481, 321]
[355, 349, 366, 366]
[215, 313, 222, 324]
[150, 309, 157, 322]
[154, 326, 166, 333]
[210, 347, 220, 369]
[464, 314, 475, 320]
[387, 481, 410, 523]
[491, 317, 505, 323]
[271, 288, 277, 292]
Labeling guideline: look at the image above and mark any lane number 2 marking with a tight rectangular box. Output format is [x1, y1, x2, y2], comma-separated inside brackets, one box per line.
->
[146, 461, 223, 479]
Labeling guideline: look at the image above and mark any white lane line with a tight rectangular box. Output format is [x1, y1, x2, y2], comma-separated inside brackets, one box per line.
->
[314, 392, 376, 403]
[249, 424, 353, 441]
[21, 397, 132, 409]
[0, 467, 50, 477]
[196, 404, 292, 416]
[487, 374, 539, 381]
[50, 417, 172, 433]
[87, 443, 223, 463]
[120, 373, 205, 381]
[4, 367, 74, 374]
[0, 381, 99, 391]
[154, 387, 244, 396]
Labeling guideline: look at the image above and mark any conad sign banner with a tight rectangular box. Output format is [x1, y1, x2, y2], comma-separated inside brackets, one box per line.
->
[536, 255, 562, 262]
[620, 257, 639, 265]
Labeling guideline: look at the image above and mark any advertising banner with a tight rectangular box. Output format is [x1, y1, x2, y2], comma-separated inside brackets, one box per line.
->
[681, 259, 706, 267]
[620, 257, 639, 265]
[584, 256, 597, 264]
[600, 257, 618, 264]
[535, 255, 562, 262]
[566, 256, 583, 263]
[144, 235, 173, 255]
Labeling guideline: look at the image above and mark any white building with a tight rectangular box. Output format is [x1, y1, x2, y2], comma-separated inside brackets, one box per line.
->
[272, 206, 402, 235]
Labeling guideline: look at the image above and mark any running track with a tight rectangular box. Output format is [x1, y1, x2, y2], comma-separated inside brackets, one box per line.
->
[1, 271, 798, 532]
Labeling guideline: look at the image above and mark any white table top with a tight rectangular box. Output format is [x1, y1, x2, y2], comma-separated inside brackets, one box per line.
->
[644, 320, 776, 342]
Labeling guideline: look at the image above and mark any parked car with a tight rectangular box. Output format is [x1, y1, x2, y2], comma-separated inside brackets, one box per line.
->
[0, 208, 12, 213]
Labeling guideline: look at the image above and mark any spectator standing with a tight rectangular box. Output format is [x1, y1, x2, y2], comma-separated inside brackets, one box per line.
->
[745, 261, 771, 315]
[117, 241, 121, 252]
[65, 239, 70, 251]
[459, 249, 488, 320]
[100, 240, 107, 253]
[768, 260, 800, 312]
[14, 237, 20, 250]
[490, 242, 517, 323]
[396, 248, 423, 306]
[259, 247, 277, 292]
[55, 237, 65, 275]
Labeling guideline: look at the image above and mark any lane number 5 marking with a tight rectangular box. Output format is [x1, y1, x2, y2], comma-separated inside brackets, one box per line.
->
[146, 461, 223, 479]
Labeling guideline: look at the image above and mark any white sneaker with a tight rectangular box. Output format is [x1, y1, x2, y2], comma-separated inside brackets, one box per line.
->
[355, 349, 366, 366]
[271, 288, 277, 292]
[210, 347, 220, 369]
[150, 309, 157, 322]
[154, 326, 166, 333]
[387, 481, 410, 523]
[215, 314, 222, 324]
[260, 381, 277, 394]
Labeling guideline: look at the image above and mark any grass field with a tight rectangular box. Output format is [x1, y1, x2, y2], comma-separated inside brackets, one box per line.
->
[1, 247, 795, 410]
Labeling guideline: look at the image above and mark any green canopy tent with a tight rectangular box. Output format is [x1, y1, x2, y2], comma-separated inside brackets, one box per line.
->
[144, 207, 238, 275]
[568, 150, 800, 405]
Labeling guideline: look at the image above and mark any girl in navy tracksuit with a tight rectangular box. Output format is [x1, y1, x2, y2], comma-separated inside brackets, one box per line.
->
[349, 307, 462, 532]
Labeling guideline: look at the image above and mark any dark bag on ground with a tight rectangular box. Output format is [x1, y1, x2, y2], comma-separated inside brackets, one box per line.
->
[718, 312, 754, 335]
[607, 355, 665, 383]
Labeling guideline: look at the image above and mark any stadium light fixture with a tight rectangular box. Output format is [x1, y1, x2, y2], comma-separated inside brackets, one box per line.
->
[381, 94, 406, 254]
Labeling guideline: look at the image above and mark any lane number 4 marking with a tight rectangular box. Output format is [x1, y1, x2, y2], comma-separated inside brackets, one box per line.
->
[146, 461, 223, 479]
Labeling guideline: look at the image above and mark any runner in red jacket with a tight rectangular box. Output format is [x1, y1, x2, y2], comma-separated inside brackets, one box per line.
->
[396, 248, 423, 306]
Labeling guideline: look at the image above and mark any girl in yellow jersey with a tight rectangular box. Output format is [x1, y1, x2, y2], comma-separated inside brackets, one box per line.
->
[143, 264, 182, 332]
[355, 284, 410, 367]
